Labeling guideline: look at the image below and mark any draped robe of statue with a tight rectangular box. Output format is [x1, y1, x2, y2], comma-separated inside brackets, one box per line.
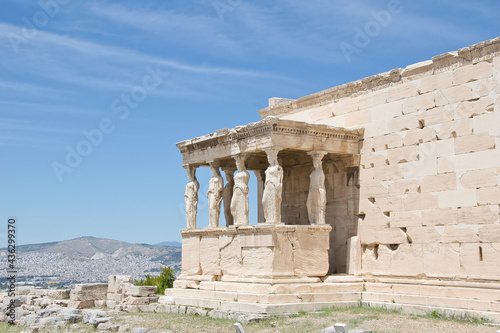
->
[262, 163, 283, 223]
[184, 168, 199, 229]
[207, 166, 224, 227]
[307, 158, 326, 224]
[231, 170, 250, 226]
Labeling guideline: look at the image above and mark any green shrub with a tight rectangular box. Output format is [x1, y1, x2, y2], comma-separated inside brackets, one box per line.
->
[134, 266, 176, 294]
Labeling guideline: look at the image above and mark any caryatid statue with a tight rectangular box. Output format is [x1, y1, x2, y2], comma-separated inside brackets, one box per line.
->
[262, 148, 283, 224]
[207, 162, 224, 228]
[230, 155, 250, 226]
[184, 165, 199, 229]
[307, 151, 327, 224]
[222, 167, 236, 226]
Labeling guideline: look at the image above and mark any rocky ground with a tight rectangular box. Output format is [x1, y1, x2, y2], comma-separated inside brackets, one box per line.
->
[2, 301, 500, 333]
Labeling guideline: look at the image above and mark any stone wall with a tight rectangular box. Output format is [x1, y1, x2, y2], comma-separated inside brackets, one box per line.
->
[259, 37, 500, 281]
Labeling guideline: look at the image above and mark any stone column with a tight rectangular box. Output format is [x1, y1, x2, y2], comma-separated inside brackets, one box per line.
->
[231, 154, 250, 226]
[184, 165, 199, 229]
[222, 167, 236, 227]
[207, 161, 223, 228]
[307, 151, 327, 224]
[254, 170, 265, 223]
[262, 148, 283, 224]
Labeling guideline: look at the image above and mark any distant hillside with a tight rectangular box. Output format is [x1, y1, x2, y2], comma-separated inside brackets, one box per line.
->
[0, 237, 181, 284]
[154, 241, 181, 247]
[2, 236, 180, 260]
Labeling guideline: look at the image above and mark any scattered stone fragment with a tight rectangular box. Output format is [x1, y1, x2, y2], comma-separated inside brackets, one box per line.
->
[234, 323, 245, 333]
[131, 327, 148, 333]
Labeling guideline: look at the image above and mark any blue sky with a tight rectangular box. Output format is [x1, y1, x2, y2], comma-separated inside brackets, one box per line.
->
[1, 0, 499, 246]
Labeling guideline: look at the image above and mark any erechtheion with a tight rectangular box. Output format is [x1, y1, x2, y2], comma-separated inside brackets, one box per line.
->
[168, 37, 500, 321]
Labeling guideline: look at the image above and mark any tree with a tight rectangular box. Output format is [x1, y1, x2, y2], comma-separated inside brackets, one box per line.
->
[134, 266, 176, 295]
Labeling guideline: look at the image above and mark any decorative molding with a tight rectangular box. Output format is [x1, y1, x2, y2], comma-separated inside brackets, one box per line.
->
[176, 118, 362, 155]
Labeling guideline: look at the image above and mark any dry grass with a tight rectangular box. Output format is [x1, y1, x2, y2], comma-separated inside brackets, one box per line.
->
[3, 306, 499, 333]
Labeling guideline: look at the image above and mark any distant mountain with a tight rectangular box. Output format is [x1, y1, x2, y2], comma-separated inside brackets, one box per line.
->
[0, 236, 182, 285]
[2, 236, 180, 260]
[154, 241, 181, 247]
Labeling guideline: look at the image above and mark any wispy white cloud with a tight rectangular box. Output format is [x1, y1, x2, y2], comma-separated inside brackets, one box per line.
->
[0, 21, 282, 91]
[0, 100, 107, 116]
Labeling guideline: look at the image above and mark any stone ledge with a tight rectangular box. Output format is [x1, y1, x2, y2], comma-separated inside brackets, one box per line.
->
[258, 37, 500, 118]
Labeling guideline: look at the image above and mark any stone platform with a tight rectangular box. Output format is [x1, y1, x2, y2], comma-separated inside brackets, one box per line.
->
[166, 275, 363, 314]
[165, 275, 500, 322]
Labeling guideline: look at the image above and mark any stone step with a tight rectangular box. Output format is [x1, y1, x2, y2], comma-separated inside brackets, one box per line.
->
[166, 296, 361, 314]
[169, 288, 362, 304]
[365, 282, 500, 301]
[198, 281, 364, 294]
[363, 292, 500, 312]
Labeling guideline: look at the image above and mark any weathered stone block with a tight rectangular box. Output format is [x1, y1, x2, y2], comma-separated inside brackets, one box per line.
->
[436, 118, 473, 140]
[438, 189, 477, 209]
[391, 211, 422, 227]
[455, 132, 495, 154]
[403, 127, 437, 146]
[460, 169, 497, 188]
[473, 111, 500, 133]
[122, 296, 150, 305]
[387, 82, 419, 102]
[460, 243, 500, 278]
[123, 284, 157, 297]
[107, 275, 132, 294]
[421, 209, 457, 226]
[443, 150, 500, 172]
[402, 92, 435, 114]
[387, 146, 420, 165]
[273, 230, 296, 276]
[67, 300, 94, 309]
[220, 234, 242, 276]
[70, 284, 108, 301]
[346, 236, 361, 275]
[435, 85, 473, 106]
[423, 243, 460, 276]
[419, 71, 452, 93]
[330, 97, 359, 116]
[372, 133, 403, 151]
[387, 114, 420, 132]
[345, 109, 372, 127]
[406, 226, 441, 243]
[200, 235, 221, 276]
[402, 157, 438, 179]
[361, 152, 387, 169]
[458, 205, 498, 224]
[387, 243, 424, 277]
[106, 293, 122, 302]
[182, 236, 201, 276]
[241, 246, 274, 277]
[453, 61, 493, 85]
[456, 96, 494, 118]
[371, 165, 404, 182]
[421, 173, 457, 192]
[440, 226, 478, 243]
[419, 106, 454, 126]
[358, 89, 387, 110]
[294, 248, 329, 277]
[359, 227, 406, 245]
[479, 225, 500, 242]
[477, 186, 500, 205]
[405, 193, 439, 210]
[388, 179, 421, 195]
